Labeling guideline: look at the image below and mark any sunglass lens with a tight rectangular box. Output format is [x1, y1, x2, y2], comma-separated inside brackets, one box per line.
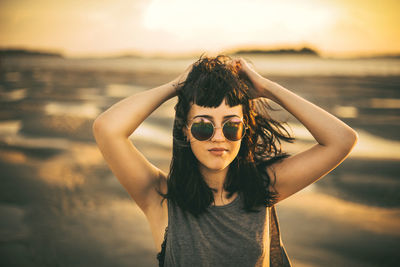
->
[223, 120, 245, 141]
[191, 121, 214, 141]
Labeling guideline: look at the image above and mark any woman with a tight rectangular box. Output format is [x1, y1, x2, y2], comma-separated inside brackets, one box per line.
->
[92, 55, 358, 267]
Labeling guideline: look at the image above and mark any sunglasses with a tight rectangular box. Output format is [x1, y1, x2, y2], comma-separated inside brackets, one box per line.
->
[187, 117, 248, 141]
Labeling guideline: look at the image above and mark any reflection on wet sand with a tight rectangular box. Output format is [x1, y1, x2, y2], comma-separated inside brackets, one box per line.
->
[0, 88, 27, 101]
[286, 123, 400, 160]
[106, 84, 148, 98]
[0, 149, 28, 164]
[280, 189, 400, 236]
[350, 129, 400, 160]
[44, 102, 100, 118]
[333, 105, 358, 118]
[38, 143, 103, 189]
[0, 120, 21, 135]
[21, 113, 95, 141]
[278, 188, 400, 267]
[59, 198, 157, 267]
[370, 98, 400, 109]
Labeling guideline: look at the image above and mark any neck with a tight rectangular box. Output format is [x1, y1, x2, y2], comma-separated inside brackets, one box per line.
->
[199, 165, 229, 197]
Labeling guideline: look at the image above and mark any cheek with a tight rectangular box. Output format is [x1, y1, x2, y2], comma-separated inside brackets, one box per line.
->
[189, 141, 204, 158]
[230, 141, 242, 157]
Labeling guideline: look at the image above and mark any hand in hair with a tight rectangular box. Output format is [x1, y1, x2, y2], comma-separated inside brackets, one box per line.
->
[170, 62, 194, 94]
[231, 58, 275, 101]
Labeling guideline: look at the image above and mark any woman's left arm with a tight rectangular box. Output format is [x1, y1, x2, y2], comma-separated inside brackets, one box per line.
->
[234, 58, 359, 204]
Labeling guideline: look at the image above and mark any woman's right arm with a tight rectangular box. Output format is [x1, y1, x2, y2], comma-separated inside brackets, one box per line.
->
[92, 66, 190, 214]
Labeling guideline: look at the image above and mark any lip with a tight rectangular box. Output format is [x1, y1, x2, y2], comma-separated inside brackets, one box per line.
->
[208, 148, 228, 151]
[208, 148, 228, 156]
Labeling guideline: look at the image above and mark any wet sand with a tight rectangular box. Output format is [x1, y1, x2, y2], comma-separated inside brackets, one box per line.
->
[0, 56, 399, 266]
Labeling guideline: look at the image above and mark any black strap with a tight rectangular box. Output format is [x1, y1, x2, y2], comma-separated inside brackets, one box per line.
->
[156, 226, 168, 267]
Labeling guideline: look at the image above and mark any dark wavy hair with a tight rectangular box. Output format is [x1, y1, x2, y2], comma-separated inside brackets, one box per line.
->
[157, 54, 295, 218]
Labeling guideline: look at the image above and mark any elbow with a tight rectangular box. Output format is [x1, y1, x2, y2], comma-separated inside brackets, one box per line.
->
[92, 118, 101, 140]
[341, 129, 359, 152]
[349, 129, 359, 145]
[92, 116, 129, 140]
[92, 115, 102, 131]
[92, 116, 108, 140]
[353, 130, 359, 144]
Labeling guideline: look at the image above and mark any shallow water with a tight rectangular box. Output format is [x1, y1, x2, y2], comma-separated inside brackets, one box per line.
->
[0, 55, 399, 266]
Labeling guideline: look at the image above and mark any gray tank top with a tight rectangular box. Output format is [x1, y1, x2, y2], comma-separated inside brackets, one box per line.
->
[163, 193, 270, 267]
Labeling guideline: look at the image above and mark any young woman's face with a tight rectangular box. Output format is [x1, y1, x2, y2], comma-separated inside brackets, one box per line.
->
[184, 100, 244, 172]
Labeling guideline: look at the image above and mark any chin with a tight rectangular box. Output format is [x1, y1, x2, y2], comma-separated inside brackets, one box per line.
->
[203, 161, 230, 171]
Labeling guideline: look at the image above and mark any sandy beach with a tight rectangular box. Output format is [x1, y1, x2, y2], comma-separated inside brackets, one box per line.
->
[1, 55, 399, 266]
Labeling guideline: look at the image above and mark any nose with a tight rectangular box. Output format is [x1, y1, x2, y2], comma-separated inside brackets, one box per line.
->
[211, 126, 225, 142]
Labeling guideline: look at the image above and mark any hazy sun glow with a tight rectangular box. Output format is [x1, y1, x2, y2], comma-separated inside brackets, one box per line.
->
[0, 0, 399, 57]
[143, 0, 339, 53]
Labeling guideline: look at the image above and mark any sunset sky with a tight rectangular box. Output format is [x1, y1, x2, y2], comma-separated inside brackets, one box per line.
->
[0, 0, 399, 58]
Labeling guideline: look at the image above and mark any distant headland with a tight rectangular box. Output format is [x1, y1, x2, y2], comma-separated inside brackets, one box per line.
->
[231, 47, 320, 56]
[0, 48, 63, 58]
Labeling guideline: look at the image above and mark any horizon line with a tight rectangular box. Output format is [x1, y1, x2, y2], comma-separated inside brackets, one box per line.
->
[1, 45, 400, 60]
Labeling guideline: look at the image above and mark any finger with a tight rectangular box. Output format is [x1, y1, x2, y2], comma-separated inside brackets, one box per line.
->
[234, 59, 241, 67]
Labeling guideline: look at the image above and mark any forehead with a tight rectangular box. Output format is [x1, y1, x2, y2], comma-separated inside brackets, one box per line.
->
[188, 101, 243, 120]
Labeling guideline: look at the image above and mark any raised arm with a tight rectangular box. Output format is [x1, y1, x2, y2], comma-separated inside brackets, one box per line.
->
[233, 58, 358, 204]
[92, 64, 191, 214]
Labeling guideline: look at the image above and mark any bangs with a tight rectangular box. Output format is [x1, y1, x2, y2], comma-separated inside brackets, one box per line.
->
[179, 55, 250, 108]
